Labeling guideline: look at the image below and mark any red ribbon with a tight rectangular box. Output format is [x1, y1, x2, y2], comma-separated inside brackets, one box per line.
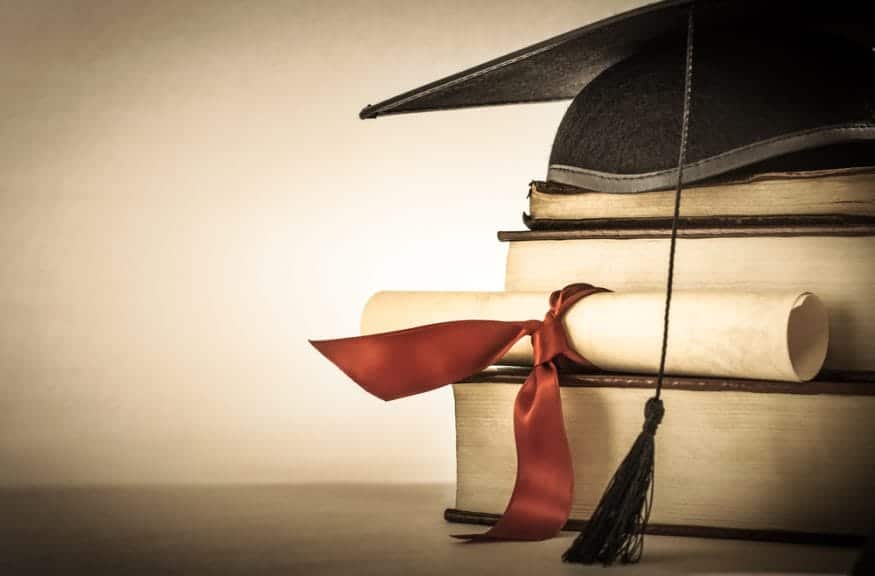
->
[310, 283, 608, 541]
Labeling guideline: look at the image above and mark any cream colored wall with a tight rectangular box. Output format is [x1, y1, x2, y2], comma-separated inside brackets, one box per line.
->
[0, 0, 642, 485]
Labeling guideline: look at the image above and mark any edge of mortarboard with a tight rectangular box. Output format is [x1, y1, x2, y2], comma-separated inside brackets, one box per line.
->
[357, 0, 690, 120]
[360, 103, 457, 119]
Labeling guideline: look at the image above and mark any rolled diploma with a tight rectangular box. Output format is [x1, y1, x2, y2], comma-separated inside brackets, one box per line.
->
[362, 290, 829, 383]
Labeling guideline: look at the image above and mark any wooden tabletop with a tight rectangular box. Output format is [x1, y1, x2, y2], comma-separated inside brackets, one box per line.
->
[0, 484, 859, 575]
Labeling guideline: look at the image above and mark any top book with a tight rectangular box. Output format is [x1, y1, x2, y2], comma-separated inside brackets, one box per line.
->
[525, 166, 875, 229]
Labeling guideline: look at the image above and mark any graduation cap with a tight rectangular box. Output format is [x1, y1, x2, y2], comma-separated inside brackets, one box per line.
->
[360, 0, 874, 193]
[355, 0, 874, 566]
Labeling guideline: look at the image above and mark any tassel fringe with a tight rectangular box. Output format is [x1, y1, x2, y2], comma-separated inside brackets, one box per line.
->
[562, 397, 664, 565]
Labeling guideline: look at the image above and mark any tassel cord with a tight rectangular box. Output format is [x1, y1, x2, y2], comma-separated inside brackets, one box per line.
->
[562, 4, 695, 566]
[656, 2, 696, 400]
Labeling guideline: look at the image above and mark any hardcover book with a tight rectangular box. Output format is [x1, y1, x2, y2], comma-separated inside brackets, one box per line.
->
[501, 225, 875, 374]
[525, 167, 875, 230]
[449, 369, 875, 543]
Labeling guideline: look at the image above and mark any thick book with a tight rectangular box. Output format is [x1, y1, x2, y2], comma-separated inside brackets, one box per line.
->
[499, 225, 875, 375]
[449, 369, 875, 544]
[525, 167, 875, 230]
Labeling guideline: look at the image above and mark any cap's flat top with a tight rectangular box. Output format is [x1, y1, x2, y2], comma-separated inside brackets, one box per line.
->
[359, 0, 688, 118]
[359, 0, 874, 120]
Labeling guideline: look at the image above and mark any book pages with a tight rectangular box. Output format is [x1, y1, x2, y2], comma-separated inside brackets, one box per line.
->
[453, 379, 875, 535]
[529, 167, 875, 221]
[504, 235, 875, 372]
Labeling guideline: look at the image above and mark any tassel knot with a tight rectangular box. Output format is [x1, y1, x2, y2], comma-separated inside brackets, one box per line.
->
[642, 397, 664, 434]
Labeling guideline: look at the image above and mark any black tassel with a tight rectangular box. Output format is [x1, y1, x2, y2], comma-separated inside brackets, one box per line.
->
[563, 3, 696, 566]
[562, 397, 664, 565]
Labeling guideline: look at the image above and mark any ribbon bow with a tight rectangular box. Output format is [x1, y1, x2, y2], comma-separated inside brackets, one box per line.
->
[310, 283, 608, 541]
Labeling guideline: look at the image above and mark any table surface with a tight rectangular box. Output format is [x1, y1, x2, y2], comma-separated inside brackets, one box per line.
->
[0, 484, 860, 575]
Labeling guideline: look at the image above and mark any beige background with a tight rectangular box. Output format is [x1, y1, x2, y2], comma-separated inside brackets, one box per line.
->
[0, 0, 642, 485]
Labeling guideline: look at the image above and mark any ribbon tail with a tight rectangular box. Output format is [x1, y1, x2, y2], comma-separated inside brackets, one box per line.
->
[310, 319, 534, 401]
[455, 362, 574, 541]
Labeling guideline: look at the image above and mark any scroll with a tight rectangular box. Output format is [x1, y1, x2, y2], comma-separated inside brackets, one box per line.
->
[362, 290, 829, 382]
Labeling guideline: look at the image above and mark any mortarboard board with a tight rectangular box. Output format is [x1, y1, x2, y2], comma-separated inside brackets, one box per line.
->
[360, 0, 875, 192]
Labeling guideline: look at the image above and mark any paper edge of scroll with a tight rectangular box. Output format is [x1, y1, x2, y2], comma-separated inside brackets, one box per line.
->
[787, 292, 830, 382]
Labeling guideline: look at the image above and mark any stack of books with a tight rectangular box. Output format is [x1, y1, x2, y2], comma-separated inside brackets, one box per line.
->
[447, 166, 875, 543]
[338, 0, 875, 550]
